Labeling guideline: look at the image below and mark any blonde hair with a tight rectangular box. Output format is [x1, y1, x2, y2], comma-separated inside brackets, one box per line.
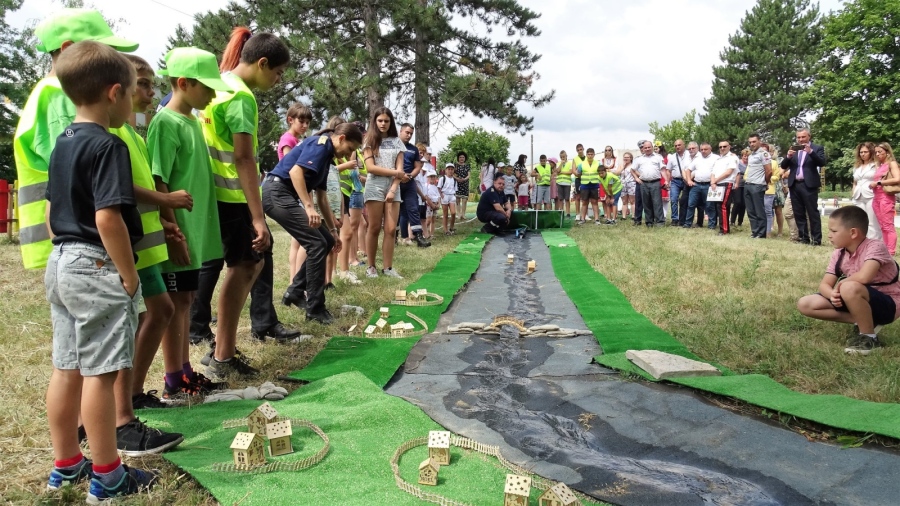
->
[56, 41, 134, 105]
[876, 142, 896, 163]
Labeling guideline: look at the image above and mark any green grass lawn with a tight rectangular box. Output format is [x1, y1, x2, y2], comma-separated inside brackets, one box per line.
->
[568, 221, 900, 404]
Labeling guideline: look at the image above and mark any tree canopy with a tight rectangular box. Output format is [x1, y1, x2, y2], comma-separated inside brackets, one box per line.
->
[699, 0, 821, 151]
[437, 125, 510, 194]
[648, 109, 699, 151]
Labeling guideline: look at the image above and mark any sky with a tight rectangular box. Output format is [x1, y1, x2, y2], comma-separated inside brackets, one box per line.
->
[10, 0, 845, 162]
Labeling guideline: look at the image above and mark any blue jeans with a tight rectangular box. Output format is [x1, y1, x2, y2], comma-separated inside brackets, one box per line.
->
[685, 182, 711, 228]
[398, 180, 422, 238]
[670, 178, 685, 224]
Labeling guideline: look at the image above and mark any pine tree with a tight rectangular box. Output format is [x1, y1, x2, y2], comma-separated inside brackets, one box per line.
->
[699, 0, 821, 151]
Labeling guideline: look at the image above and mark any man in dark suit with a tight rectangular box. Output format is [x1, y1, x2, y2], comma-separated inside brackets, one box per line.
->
[780, 128, 826, 245]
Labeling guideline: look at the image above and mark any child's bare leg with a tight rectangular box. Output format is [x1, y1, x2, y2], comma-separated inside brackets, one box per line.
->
[797, 293, 856, 325]
[47, 368, 83, 462]
[215, 262, 261, 361]
[366, 202, 384, 269]
[82, 372, 119, 465]
[449, 203, 457, 230]
[289, 239, 301, 280]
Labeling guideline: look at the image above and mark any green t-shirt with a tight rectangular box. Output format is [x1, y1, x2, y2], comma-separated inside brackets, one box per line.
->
[598, 172, 623, 195]
[147, 108, 223, 272]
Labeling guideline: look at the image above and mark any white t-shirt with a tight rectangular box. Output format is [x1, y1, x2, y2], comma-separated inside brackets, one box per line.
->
[424, 182, 441, 204]
[666, 151, 691, 179]
[632, 154, 665, 181]
[712, 153, 738, 184]
[689, 154, 719, 182]
[481, 164, 496, 190]
[438, 175, 457, 196]
[415, 170, 429, 205]
[518, 181, 531, 197]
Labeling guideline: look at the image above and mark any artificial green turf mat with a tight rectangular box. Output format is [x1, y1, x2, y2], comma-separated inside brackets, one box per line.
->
[143, 371, 574, 505]
[289, 233, 489, 386]
[543, 230, 900, 439]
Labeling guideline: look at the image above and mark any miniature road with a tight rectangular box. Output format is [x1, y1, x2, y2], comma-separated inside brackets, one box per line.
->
[385, 233, 900, 506]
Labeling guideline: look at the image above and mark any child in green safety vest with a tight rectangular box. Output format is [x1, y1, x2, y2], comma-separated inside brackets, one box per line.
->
[598, 166, 623, 225]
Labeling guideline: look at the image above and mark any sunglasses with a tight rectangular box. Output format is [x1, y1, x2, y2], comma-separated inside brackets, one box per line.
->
[718, 145, 729, 149]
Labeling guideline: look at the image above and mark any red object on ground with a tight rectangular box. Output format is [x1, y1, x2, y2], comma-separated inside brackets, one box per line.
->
[0, 179, 8, 233]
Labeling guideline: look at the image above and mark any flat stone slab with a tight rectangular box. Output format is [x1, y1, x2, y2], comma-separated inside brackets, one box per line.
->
[625, 350, 721, 380]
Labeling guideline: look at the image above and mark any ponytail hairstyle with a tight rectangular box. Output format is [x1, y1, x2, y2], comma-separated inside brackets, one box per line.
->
[220, 26, 290, 72]
[364, 106, 398, 157]
[314, 122, 364, 146]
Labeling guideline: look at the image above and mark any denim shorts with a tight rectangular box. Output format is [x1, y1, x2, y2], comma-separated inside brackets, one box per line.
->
[45, 242, 140, 376]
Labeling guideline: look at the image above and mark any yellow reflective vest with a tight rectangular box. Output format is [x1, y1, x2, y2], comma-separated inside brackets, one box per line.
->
[535, 163, 552, 185]
[14, 77, 76, 269]
[580, 159, 601, 185]
[200, 73, 258, 203]
[111, 124, 167, 270]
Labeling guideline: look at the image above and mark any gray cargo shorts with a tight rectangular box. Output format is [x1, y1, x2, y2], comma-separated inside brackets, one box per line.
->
[45, 242, 140, 376]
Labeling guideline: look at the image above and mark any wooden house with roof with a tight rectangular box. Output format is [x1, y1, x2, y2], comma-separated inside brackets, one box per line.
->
[503, 474, 531, 506]
[266, 420, 294, 456]
[427, 430, 451, 465]
[247, 402, 279, 436]
[538, 482, 581, 506]
[230, 432, 265, 469]
[418, 457, 440, 486]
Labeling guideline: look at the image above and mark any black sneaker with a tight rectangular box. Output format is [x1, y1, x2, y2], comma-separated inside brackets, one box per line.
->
[415, 234, 432, 248]
[306, 308, 335, 325]
[86, 465, 158, 504]
[282, 291, 307, 309]
[132, 390, 167, 410]
[115, 418, 184, 457]
[184, 372, 227, 393]
[844, 334, 884, 355]
[189, 328, 215, 345]
[251, 322, 301, 342]
[206, 353, 260, 379]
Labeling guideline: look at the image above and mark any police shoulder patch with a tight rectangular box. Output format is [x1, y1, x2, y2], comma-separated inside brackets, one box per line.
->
[318, 135, 328, 145]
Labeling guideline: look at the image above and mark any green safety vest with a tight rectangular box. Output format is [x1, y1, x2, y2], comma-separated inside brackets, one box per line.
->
[13, 77, 76, 270]
[599, 172, 622, 195]
[580, 159, 601, 185]
[339, 150, 368, 197]
[558, 160, 573, 179]
[535, 163, 552, 185]
[200, 73, 258, 203]
[110, 124, 167, 270]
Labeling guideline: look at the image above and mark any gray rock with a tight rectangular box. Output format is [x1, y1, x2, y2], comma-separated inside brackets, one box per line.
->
[457, 322, 486, 330]
[340, 305, 365, 316]
[625, 350, 722, 380]
[530, 324, 560, 332]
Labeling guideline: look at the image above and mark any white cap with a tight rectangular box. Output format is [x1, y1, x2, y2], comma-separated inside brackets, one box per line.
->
[497, 162, 505, 167]
[445, 162, 455, 168]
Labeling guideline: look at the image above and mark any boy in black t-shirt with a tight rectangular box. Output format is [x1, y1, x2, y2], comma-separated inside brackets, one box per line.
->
[44, 41, 157, 501]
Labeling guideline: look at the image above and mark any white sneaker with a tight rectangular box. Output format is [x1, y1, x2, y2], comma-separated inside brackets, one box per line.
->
[382, 267, 403, 279]
[366, 266, 378, 278]
[338, 270, 361, 285]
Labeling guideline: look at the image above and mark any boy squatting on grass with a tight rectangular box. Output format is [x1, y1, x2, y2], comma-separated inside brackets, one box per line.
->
[44, 41, 157, 502]
[797, 206, 900, 355]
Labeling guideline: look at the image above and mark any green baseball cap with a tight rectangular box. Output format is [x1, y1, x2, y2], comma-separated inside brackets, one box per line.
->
[35, 8, 139, 53]
[158, 47, 233, 93]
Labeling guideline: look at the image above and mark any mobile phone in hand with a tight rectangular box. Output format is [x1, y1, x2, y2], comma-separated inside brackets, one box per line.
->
[791, 145, 804, 152]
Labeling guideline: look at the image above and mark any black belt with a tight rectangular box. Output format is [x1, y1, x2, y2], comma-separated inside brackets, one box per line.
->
[694, 181, 710, 184]
[643, 179, 661, 183]
[672, 177, 683, 180]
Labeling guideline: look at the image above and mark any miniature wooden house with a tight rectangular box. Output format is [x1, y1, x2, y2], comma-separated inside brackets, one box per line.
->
[391, 322, 406, 338]
[504, 474, 532, 506]
[418, 458, 440, 486]
[417, 289, 427, 297]
[266, 420, 294, 456]
[375, 318, 388, 330]
[407, 291, 421, 303]
[380, 307, 390, 319]
[247, 402, 279, 436]
[364, 325, 377, 335]
[230, 432, 266, 469]
[427, 430, 451, 465]
[507, 254, 515, 264]
[538, 482, 581, 506]
[527, 260, 536, 273]
[395, 290, 407, 301]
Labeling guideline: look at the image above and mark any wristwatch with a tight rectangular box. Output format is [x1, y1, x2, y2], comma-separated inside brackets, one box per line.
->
[878, 182, 883, 186]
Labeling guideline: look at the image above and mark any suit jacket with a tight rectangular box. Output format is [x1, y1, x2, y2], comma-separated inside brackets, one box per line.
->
[780, 143, 826, 189]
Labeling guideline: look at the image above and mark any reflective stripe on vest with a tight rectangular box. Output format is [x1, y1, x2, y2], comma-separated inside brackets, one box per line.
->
[201, 73, 258, 204]
[14, 77, 75, 269]
[581, 160, 601, 184]
[536, 164, 552, 185]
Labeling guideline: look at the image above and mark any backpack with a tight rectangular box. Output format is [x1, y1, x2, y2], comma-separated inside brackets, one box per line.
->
[834, 248, 900, 286]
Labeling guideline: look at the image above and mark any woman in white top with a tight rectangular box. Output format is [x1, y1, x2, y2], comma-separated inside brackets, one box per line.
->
[362, 106, 406, 278]
[614, 152, 636, 220]
[851, 142, 882, 241]
[480, 157, 497, 193]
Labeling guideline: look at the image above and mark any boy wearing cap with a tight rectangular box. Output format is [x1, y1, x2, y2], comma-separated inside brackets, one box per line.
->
[15, 8, 138, 272]
[147, 48, 230, 403]
[44, 40, 157, 501]
[439, 163, 459, 235]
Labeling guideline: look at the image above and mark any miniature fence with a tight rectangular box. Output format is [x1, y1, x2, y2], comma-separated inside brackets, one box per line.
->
[361, 311, 430, 339]
[390, 434, 598, 505]
[391, 292, 444, 306]
[213, 418, 330, 474]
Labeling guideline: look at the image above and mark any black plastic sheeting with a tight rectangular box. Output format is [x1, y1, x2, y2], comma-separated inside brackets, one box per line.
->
[386, 234, 900, 506]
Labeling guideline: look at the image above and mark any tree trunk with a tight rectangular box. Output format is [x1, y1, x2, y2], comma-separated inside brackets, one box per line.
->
[363, 0, 383, 117]
[413, 0, 430, 145]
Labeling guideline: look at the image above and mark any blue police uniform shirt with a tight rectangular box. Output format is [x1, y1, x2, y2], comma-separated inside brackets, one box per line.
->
[402, 141, 418, 174]
[270, 134, 334, 191]
[477, 186, 505, 220]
